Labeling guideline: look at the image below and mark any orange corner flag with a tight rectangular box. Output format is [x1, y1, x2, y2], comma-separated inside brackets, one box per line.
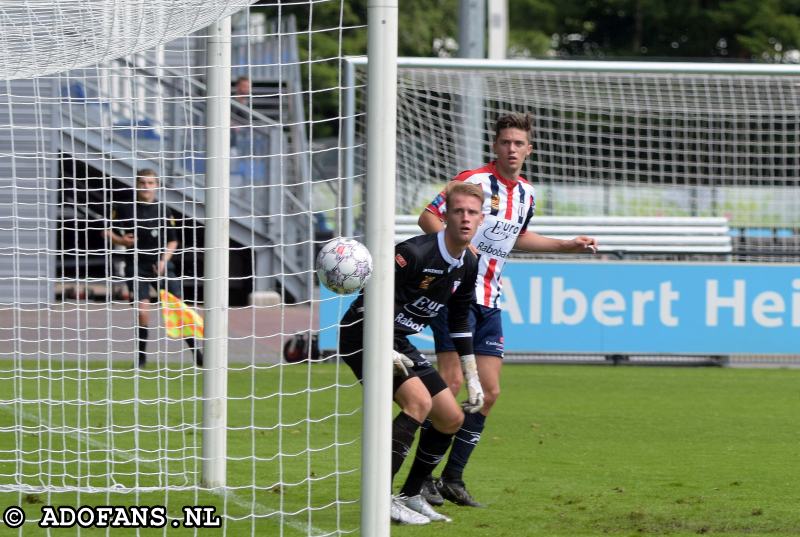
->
[160, 290, 204, 340]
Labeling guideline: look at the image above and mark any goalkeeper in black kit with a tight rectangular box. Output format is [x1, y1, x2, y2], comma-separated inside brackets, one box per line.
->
[338, 181, 486, 525]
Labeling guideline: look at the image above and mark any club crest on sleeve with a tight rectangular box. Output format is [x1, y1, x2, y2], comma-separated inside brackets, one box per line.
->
[395, 254, 407, 267]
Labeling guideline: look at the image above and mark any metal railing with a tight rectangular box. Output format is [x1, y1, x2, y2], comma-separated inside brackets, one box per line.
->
[55, 16, 314, 300]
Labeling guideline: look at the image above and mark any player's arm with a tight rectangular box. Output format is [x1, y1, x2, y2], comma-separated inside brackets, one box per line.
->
[418, 186, 448, 234]
[155, 240, 178, 276]
[162, 240, 178, 263]
[515, 231, 597, 254]
[393, 241, 416, 286]
[104, 206, 134, 248]
[104, 229, 134, 247]
[515, 193, 596, 253]
[446, 258, 478, 353]
[418, 208, 445, 234]
[447, 258, 483, 413]
[390, 241, 418, 376]
[157, 209, 180, 275]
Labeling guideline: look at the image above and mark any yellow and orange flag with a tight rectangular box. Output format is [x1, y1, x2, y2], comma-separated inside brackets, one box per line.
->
[159, 290, 204, 340]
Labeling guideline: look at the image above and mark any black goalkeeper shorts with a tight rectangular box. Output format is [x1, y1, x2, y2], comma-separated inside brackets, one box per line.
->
[338, 318, 447, 397]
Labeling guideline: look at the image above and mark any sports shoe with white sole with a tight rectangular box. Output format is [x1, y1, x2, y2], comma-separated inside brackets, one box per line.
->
[390, 495, 430, 525]
[400, 494, 452, 522]
[421, 475, 444, 506]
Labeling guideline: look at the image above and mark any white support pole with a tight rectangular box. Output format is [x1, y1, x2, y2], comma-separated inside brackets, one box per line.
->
[457, 0, 486, 168]
[361, 1, 397, 536]
[458, 0, 486, 59]
[488, 0, 508, 60]
[202, 16, 231, 489]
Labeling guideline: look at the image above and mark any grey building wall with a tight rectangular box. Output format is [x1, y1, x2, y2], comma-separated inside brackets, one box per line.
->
[0, 78, 58, 305]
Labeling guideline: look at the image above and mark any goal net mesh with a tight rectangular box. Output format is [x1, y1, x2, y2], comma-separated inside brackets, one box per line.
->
[0, 1, 255, 80]
[0, 2, 363, 534]
[354, 65, 800, 261]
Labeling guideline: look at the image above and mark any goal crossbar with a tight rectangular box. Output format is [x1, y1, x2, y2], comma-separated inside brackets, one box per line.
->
[346, 56, 800, 75]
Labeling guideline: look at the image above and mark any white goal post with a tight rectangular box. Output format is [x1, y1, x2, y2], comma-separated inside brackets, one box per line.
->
[1, 2, 399, 535]
[344, 57, 800, 263]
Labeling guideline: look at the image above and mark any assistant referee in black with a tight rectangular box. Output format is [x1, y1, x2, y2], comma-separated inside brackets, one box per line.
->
[105, 168, 203, 368]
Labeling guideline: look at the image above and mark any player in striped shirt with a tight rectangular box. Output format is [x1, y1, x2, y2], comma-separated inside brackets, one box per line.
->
[417, 113, 597, 507]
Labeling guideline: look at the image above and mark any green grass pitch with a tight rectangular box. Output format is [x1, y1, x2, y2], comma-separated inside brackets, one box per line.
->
[0, 362, 798, 536]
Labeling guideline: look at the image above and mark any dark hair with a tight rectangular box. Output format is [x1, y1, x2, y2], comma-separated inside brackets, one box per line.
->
[494, 113, 532, 141]
[235, 76, 250, 84]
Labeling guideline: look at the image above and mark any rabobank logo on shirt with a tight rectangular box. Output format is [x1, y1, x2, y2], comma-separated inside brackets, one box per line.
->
[317, 261, 800, 355]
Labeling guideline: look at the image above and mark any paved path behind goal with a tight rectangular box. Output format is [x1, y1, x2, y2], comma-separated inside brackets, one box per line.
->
[0, 302, 317, 365]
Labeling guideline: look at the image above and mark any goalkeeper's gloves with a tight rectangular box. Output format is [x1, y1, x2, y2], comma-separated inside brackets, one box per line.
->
[392, 350, 414, 376]
[459, 354, 484, 413]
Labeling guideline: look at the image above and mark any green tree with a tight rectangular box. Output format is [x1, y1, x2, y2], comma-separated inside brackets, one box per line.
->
[707, 0, 800, 60]
[260, 0, 800, 135]
[512, 0, 800, 60]
[506, 0, 558, 56]
[268, 0, 458, 137]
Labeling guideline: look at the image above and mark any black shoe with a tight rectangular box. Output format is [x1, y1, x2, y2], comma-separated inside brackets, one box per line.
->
[436, 478, 483, 507]
[137, 356, 147, 368]
[421, 475, 444, 506]
[195, 350, 204, 367]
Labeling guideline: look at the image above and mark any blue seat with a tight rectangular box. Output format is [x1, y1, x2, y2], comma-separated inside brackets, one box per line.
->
[184, 151, 205, 174]
[61, 82, 87, 100]
[113, 117, 161, 141]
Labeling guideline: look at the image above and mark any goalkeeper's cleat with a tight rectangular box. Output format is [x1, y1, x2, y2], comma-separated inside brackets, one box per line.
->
[400, 494, 452, 522]
[390, 495, 430, 525]
[421, 475, 444, 506]
[436, 478, 484, 507]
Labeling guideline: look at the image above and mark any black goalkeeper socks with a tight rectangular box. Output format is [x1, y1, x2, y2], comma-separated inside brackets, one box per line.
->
[391, 412, 422, 482]
[137, 326, 148, 367]
[442, 412, 486, 482]
[400, 424, 454, 497]
[186, 337, 203, 366]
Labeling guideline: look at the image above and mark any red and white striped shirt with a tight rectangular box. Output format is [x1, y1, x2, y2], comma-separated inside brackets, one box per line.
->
[426, 162, 536, 308]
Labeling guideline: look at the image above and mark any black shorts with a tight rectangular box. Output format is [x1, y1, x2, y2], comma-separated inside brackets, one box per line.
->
[338, 317, 448, 397]
[428, 302, 505, 357]
[124, 261, 181, 302]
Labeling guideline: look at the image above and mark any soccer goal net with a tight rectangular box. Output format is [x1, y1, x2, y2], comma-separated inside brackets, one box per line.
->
[0, 1, 364, 534]
[347, 58, 800, 261]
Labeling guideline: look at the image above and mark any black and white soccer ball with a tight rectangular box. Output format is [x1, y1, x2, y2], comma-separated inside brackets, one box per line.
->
[316, 238, 373, 295]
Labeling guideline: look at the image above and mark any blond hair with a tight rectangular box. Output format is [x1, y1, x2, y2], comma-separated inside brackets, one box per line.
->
[136, 168, 158, 182]
[445, 180, 484, 206]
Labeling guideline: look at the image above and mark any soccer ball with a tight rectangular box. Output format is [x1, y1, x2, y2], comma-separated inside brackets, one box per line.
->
[316, 238, 373, 295]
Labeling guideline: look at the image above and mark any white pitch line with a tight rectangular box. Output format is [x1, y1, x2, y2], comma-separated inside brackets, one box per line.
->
[0, 405, 328, 536]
